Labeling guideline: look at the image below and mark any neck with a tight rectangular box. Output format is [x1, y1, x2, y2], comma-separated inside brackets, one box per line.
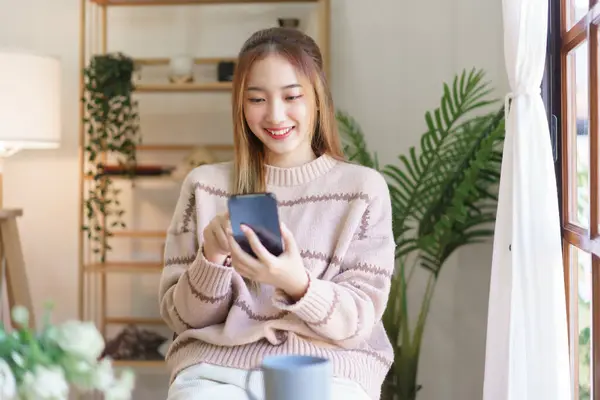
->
[264, 153, 338, 186]
[265, 147, 316, 168]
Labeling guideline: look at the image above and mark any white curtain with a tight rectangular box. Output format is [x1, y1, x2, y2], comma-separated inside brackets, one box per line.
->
[483, 0, 572, 399]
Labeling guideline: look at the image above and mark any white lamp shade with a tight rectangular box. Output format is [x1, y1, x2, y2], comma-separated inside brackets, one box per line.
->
[0, 51, 61, 151]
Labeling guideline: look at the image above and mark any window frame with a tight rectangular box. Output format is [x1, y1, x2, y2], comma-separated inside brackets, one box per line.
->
[549, 0, 600, 398]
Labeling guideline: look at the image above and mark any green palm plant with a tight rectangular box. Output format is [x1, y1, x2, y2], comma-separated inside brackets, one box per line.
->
[337, 68, 505, 400]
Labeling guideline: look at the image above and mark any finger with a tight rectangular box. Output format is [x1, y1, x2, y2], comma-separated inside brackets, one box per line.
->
[209, 219, 229, 252]
[217, 213, 233, 236]
[280, 223, 298, 254]
[212, 227, 229, 253]
[228, 234, 264, 271]
[240, 225, 277, 264]
[212, 225, 230, 253]
[224, 219, 233, 237]
[204, 229, 220, 252]
[231, 260, 255, 280]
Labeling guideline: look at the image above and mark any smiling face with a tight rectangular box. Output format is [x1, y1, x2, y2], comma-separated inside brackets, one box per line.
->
[243, 54, 317, 167]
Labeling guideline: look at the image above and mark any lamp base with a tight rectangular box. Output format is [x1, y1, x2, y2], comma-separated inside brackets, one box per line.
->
[0, 157, 4, 209]
[0, 208, 33, 329]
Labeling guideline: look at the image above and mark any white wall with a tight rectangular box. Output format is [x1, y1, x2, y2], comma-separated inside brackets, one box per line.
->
[0, 0, 508, 399]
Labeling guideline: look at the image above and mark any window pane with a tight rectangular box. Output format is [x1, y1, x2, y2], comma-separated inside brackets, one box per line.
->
[568, 0, 590, 29]
[569, 245, 593, 399]
[567, 41, 590, 228]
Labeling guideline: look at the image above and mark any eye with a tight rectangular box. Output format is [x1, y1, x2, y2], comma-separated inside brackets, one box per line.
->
[247, 98, 265, 103]
[286, 95, 303, 101]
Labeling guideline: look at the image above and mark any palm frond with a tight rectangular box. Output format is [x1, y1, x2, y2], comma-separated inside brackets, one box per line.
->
[337, 68, 505, 400]
[382, 70, 502, 262]
[336, 110, 380, 170]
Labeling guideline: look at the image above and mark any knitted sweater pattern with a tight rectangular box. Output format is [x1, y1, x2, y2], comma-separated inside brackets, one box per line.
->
[159, 154, 396, 400]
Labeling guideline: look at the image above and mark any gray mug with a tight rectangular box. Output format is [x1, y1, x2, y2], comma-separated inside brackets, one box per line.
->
[245, 355, 332, 400]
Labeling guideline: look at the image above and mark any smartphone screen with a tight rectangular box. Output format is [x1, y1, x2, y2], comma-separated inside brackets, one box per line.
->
[227, 192, 284, 258]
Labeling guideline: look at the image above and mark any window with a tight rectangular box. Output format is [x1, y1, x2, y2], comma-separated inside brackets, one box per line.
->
[551, 0, 600, 398]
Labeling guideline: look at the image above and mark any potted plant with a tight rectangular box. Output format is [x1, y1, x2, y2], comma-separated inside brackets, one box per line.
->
[0, 304, 134, 399]
[81, 52, 141, 261]
[338, 68, 505, 400]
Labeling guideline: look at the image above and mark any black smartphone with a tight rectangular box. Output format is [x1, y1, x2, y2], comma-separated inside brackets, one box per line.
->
[227, 192, 284, 258]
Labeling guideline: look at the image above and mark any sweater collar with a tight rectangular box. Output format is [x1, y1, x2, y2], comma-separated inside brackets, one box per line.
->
[265, 154, 339, 187]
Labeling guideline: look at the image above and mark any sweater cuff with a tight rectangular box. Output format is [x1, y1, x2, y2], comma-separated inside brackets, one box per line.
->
[272, 276, 335, 323]
[187, 250, 233, 296]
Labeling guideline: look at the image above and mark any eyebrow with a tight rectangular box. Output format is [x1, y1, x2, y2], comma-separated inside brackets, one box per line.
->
[246, 83, 302, 91]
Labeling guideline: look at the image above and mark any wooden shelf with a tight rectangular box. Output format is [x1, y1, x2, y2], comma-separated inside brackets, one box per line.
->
[84, 143, 233, 152]
[85, 261, 163, 273]
[113, 360, 166, 368]
[112, 230, 167, 238]
[92, 0, 318, 5]
[84, 173, 175, 181]
[136, 144, 233, 151]
[80, 0, 330, 352]
[135, 81, 232, 92]
[106, 316, 165, 325]
[84, 174, 177, 182]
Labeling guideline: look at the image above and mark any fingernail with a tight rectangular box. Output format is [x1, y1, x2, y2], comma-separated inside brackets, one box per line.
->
[240, 224, 249, 232]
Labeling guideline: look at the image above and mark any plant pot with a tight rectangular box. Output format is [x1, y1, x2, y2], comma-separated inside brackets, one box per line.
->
[381, 372, 421, 400]
[278, 18, 300, 29]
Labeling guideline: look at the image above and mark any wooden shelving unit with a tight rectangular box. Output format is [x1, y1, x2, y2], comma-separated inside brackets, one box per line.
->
[135, 81, 232, 92]
[91, 0, 318, 5]
[78, 0, 330, 370]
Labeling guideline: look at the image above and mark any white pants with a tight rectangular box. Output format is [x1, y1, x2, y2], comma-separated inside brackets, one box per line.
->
[167, 363, 371, 400]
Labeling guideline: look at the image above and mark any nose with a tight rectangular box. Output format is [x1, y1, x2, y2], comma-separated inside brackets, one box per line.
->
[266, 98, 285, 124]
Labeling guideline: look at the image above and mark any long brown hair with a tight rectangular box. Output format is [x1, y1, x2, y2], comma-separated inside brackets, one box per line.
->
[231, 27, 345, 194]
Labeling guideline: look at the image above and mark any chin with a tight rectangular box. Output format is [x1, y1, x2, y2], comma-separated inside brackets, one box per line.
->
[263, 142, 301, 156]
[258, 133, 303, 152]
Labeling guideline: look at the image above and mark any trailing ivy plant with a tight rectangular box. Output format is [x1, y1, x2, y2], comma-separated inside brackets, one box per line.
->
[82, 52, 141, 261]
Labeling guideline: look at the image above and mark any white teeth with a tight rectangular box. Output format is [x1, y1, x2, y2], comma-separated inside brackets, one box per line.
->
[266, 127, 293, 136]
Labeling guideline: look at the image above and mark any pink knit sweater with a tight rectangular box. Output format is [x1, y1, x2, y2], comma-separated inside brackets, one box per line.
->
[159, 154, 395, 399]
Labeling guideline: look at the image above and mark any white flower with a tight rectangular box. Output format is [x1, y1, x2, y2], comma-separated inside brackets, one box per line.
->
[62, 358, 95, 390]
[11, 306, 29, 327]
[0, 359, 16, 400]
[20, 365, 68, 400]
[104, 369, 135, 400]
[92, 358, 115, 391]
[51, 320, 105, 361]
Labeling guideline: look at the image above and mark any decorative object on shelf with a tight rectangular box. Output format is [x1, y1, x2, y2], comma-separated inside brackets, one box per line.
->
[82, 52, 141, 262]
[168, 55, 194, 84]
[157, 338, 172, 358]
[102, 325, 168, 361]
[338, 68, 505, 400]
[0, 303, 135, 400]
[277, 18, 300, 29]
[102, 165, 174, 177]
[217, 61, 235, 82]
[132, 62, 143, 83]
[170, 146, 215, 181]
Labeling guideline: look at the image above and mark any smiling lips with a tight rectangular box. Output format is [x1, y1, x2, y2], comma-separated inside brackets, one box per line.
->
[264, 126, 294, 140]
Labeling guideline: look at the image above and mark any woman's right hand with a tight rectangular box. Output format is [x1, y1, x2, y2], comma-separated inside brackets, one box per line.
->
[202, 212, 232, 264]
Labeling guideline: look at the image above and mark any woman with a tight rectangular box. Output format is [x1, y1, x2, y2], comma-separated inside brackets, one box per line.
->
[159, 27, 395, 400]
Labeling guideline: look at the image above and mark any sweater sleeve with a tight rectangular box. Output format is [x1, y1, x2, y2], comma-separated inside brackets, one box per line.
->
[272, 180, 395, 346]
[158, 172, 234, 334]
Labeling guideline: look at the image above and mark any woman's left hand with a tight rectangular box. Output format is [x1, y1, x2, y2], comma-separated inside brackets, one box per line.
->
[227, 223, 309, 301]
